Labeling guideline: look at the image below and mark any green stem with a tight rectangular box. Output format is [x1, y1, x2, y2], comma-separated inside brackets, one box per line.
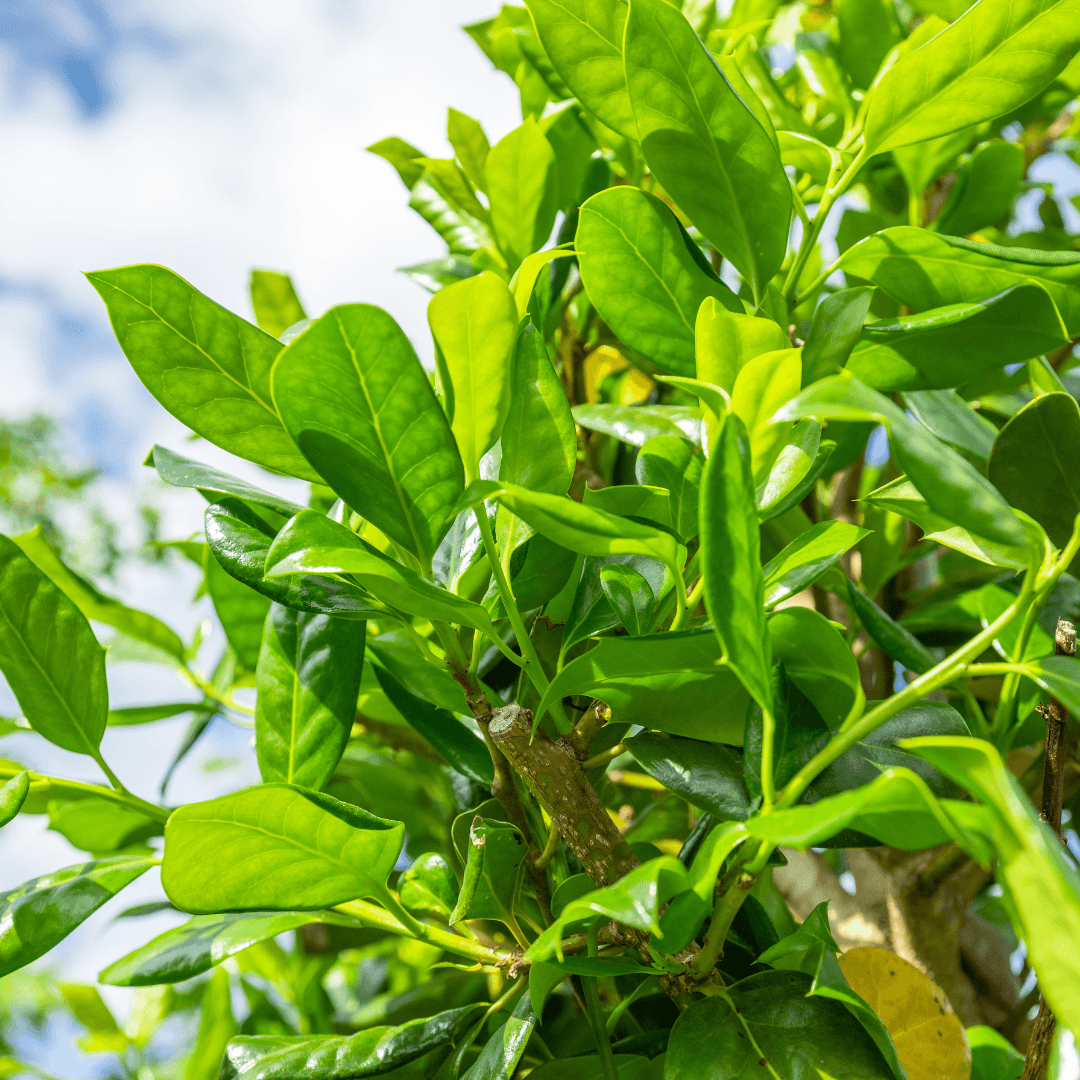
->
[6, 768, 171, 824]
[760, 707, 777, 809]
[583, 928, 619, 1080]
[473, 506, 571, 733]
[668, 563, 690, 631]
[184, 667, 254, 718]
[689, 868, 756, 980]
[605, 976, 660, 1035]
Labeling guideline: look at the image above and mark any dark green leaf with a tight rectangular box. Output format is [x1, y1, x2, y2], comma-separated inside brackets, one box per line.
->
[0, 534, 108, 756]
[0, 772, 29, 829]
[763, 521, 869, 608]
[249, 271, 306, 340]
[967, 1025, 1025, 1080]
[255, 604, 366, 789]
[935, 140, 1026, 237]
[627, 733, 750, 820]
[625, 0, 789, 299]
[561, 554, 669, 652]
[836, 0, 901, 88]
[205, 550, 270, 670]
[1025, 655, 1080, 716]
[462, 992, 536, 1080]
[988, 392, 1080, 549]
[86, 265, 314, 480]
[901, 389, 998, 461]
[847, 582, 936, 675]
[576, 186, 740, 377]
[0, 856, 153, 978]
[572, 403, 701, 446]
[271, 304, 464, 564]
[100, 910, 356, 986]
[636, 436, 702, 542]
[161, 785, 404, 913]
[801, 287, 875, 387]
[368, 632, 469, 714]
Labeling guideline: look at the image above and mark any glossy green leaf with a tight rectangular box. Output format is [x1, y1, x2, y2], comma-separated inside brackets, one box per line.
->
[988, 392, 1080, 549]
[695, 299, 790, 396]
[730, 348, 802, 480]
[429, 273, 517, 481]
[763, 521, 869, 608]
[368, 632, 468, 714]
[447, 107, 490, 193]
[264, 510, 498, 636]
[450, 817, 528, 933]
[367, 135, 425, 188]
[525, 0, 636, 138]
[100, 910, 356, 986]
[48, 798, 159, 854]
[572, 403, 701, 446]
[863, 0, 1080, 156]
[667, 969, 894, 1079]
[205, 550, 270, 670]
[1025, 655, 1080, 716]
[846, 284, 1069, 391]
[967, 1025, 1024, 1080]
[485, 119, 559, 271]
[836, 227, 1080, 334]
[576, 186, 740, 377]
[599, 563, 653, 636]
[769, 607, 862, 727]
[535, 630, 749, 743]
[624, 0, 790, 298]
[271, 304, 464, 564]
[184, 968, 237, 1080]
[755, 418, 820, 516]
[0, 856, 153, 978]
[801, 287, 874, 387]
[935, 140, 1026, 237]
[701, 416, 772, 714]
[847, 582, 936, 675]
[627, 732, 750, 820]
[0, 535, 108, 756]
[87, 265, 314, 480]
[249, 270, 306, 340]
[13, 526, 184, 662]
[221, 1005, 484, 1080]
[583, 483, 671, 530]
[205, 499, 381, 618]
[255, 604, 365, 789]
[399, 853, 459, 919]
[0, 771, 29, 829]
[902, 736, 1080, 1033]
[371, 663, 493, 785]
[776, 375, 1028, 547]
[635, 436, 702, 542]
[148, 445, 304, 518]
[759, 438, 837, 525]
[462, 992, 536, 1080]
[409, 167, 493, 256]
[161, 785, 405, 913]
[902, 388, 998, 461]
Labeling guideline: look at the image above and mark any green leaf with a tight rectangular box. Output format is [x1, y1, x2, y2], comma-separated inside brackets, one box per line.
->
[901, 389, 998, 461]
[988, 392, 1080, 549]
[370, 663, 494, 786]
[255, 604, 366, 789]
[846, 285, 1069, 391]
[801, 287, 874, 387]
[935, 140, 1026, 237]
[624, 0, 790, 298]
[759, 438, 837, 525]
[271, 304, 464, 564]
[667, 969, 894, 1079]
[627, 732, 750, 820]
[1025, 655, 1080, 715]
[572, 403, 701, 446]
[100, 910, 356, 986]
[12, 527, 184, 662]
[399, 853, 459, 919]
[847, 582, 936, 676]
[966, 1025, 1024, 1080]
[450, 817, 528, 934]
[583, 483, 672, 531]
[205, 499, 382, 618]
[730, 348, 802, 480]
[636, 436, 702, 542]
[61, 984, 126, 1053]
[249, 270, 306, 339]
[836, 0, 901, 88]
[535, 630, 750, 743]
[576, 186, 740, 377]
[409, 169, 493, 256]
[695, 299, 790, 396]
[763, 521, 869, 608]
[863, 0, 1080, 155]
[525, 0, 636, 138]
[221, 1005, 485, 1080]
[148, 445, 304, 518]
[902, 736, 1080, 1033]
[264, 510, 498, 636]
[205, 550, 270, 671]
[368, 632, 469, 714]
[0, 772, 29, 829]
[0, 856, 153, 978]
[86, 265, 315, 481]
[756, 419, 820, 517]
[161, 785, 405, 913]
[367, 135, 426, 188]
[836, 227, 1080, 334]
[776, 375, 1029, 548]
[429, 272, 517, 481]
[893, 123, 981, 201]
[399, 256, 478, 293]
[0, 534, 108, 756]
[48, 798, 159, 854]
[701, 416, 772, 714]
[448, 107, 491, 193]
[184, 968, 237, 1080]
[462, 992, 536, 1080]
[599, 563, 654, 636]
[485, 119, 559, 271]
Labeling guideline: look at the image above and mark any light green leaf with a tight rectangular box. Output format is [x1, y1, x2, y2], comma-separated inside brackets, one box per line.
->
[271, 304, 464, 565]
[448, 107, 491, 193]
[801, 287, 874, 387]
[184, 968, 237, 1080]
[576, 186, 741, 377]
[205, 549, 270, 671]
[756, 419, 821, 516]
[462, 993, 536, 1080]
[161, 785, 405, 913]
[763, 521, 869, 608]
[935, 139, 1026, 237]
[599, 562, 654, 636]
[572, 403, 701, 446]
[695, 298, 790, 396]
[0, 535, 108, 756]
[48, 798, 159, 855]
[249, 270, 306, 340]
[625, 0, 790, 298]
[635, 436, 702, 542]
[450, 818, 528, 934]
[0, 772, 29, 829]
[730, 347, 801, 480]
[863, 0, 1080, 156]
[86, 265, 315, 481]
[901, 389, 998, 461]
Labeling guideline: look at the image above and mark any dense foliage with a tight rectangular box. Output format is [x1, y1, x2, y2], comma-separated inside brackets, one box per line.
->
[3, 1, 1080, 1077]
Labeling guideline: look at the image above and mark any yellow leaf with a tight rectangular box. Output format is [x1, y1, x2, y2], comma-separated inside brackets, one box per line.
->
[838, 947, 971, 1080]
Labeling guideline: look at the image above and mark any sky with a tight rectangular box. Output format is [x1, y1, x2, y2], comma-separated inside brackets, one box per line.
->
[0, 0, 521, 1069]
